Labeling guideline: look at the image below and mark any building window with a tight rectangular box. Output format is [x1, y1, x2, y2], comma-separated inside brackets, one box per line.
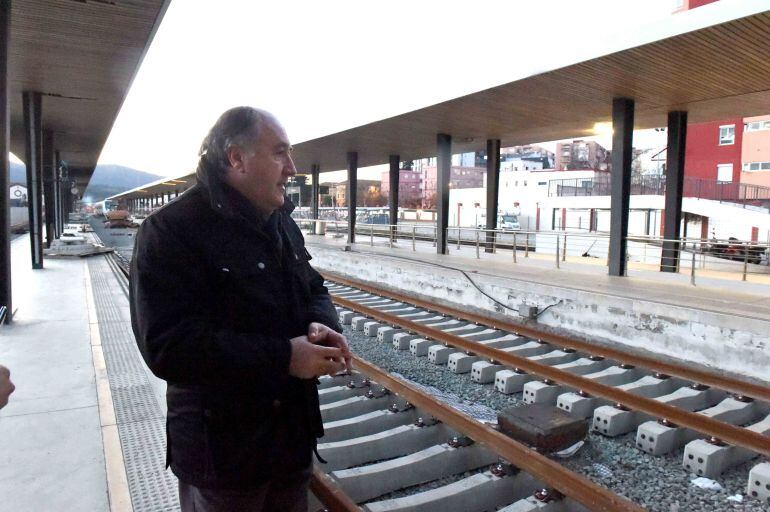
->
[718, 125, 735, 145]
[743, 161, 770, 172]
[717, 163, 733, 182]
[745, 121, 770, 132]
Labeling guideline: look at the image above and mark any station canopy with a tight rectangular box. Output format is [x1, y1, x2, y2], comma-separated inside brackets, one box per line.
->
[8, 0, 170, 190]
[291, 4, 770, 172]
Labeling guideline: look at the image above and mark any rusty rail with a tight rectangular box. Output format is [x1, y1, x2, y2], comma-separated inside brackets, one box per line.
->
[309, 467, 361, 512]
[323, 271, 770, 403]
[352, 355, 643, 512]
[327, 277, 770, 458]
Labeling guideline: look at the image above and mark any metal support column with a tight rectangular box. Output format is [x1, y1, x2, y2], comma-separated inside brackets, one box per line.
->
[485, 139, 501, 253]
[661, 111, 687, 272]
[608, 97, 634, 277]
[311, 164, 320, 221]
[42, 130, 56, 247]
[388, 155, 399, 229]
[23, 91, 44, 269]
[347, 152, 358, 244]
[436, 133, 452, 254]
[54, 150, 62, 236]
[0, 0, 11, 321]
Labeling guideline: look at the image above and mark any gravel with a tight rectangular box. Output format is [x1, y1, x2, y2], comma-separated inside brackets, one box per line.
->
[343, 323, 770, 512]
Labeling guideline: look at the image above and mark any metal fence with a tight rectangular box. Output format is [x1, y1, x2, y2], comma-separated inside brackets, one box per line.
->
[549, 174, 770, 207]
[295, 218, 770, 284]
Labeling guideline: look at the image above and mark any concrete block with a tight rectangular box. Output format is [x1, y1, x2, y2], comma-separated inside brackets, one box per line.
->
[322, 408, 419, 443]
[352, 316, 370, 331]
[442, 324, 487, 336]
[748, 462, 770, 505]
[425, 319, 466, 330]
[522, 381, 563, 405]
[428, 345, 455, 365]
[318, 384, 370, 405]
[683, 413, 770, 478]
[636, 397, 757, 455]
[495, 369, 533, 394]
[378, 326, 404, 342]
[498, 496, 567, 511]
[339, 310, 356, 325]
[528, 349, 579, 366]
[318, 372, 365, 390]
[498, 404, 588, 452]
[410, 338, 433, 356]
[393, 333, 419, 350]
[636, 420, 683, 456]
[364, 321, 385, 336]
[471, 361, 506, 384]
[448, 352, 479, 374]
[363, 470, 538, 512]
[592, 405, 638, 437]
[332, 443, 498, 503]
[321, 395, 392, 423]
[463, 329, 507, 341]
[477, 334, 523, 349]
[317, 423, 449, 471]
[553, 357, 608, 375]
[616, 375, 675, 398]
[499, 340, 551, 358]
[583, 365, 639, 387]
[556, 392, 600, 419]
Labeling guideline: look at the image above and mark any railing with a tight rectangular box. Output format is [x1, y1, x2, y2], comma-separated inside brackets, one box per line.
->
[296, 218, 770, 284]
[549, 174, 770, 206]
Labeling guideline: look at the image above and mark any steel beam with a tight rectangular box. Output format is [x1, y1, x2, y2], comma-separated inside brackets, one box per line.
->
[661, 111, 688, 272]
[346, 152, 357, 244]
[436, 133, 452, 254]
[389, 154, 399, 229]
[23, 91, 44, 269]
[54, 150, 62, 236]
[311, 163, 320, 222]
[485, 139, 501, 253]
[608, 98, 634, 277]
[0, 0, 10, 322]
[42, 130, 55, 248]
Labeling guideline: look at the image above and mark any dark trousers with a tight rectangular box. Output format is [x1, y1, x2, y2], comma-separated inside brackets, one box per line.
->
[178, 465, 311, 512]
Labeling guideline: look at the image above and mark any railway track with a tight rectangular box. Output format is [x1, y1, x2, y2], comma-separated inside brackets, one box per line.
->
[103, 250, 770, 509]
[322, 272, 770, 509]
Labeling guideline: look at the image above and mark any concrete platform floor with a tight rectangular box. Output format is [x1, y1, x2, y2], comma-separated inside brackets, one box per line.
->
[0, 234, 173, 512]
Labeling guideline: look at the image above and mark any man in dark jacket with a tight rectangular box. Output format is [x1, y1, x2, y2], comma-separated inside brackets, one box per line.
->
[129, 107, 350, 511]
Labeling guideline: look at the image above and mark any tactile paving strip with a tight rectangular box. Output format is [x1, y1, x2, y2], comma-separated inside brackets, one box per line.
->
[89, 257, 180, 511]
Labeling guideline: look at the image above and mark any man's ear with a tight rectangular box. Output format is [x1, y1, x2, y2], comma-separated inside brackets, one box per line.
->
[226, 145, 246, 172]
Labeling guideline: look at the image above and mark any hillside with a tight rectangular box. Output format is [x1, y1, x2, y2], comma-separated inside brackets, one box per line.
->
[7, 162, 161, 202]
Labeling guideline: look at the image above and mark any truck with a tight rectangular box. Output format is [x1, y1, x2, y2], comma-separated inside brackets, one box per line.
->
[498, 203, 521, 230]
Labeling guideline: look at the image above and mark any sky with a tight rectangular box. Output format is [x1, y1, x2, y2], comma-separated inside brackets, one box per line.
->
[81, 0, 735, 181]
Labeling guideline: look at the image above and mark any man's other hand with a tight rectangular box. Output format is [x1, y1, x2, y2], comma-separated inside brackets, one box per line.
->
[307, 322, 351, 373]
[288, 336, 346, 379]
[0, 365, 16, 410]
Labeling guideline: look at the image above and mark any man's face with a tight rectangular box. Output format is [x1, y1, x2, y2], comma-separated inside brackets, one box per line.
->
[227, 116, 297, 217]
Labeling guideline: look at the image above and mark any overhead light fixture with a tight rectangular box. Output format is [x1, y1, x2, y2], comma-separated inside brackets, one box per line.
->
[592, 122, 613, 137]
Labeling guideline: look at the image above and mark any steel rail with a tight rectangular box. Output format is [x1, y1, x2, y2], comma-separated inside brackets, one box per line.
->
[322, 271, 770, 404]
[331, 292, 770, 458]
[309, 467, 362, 512]
[351, 355, 644, 512]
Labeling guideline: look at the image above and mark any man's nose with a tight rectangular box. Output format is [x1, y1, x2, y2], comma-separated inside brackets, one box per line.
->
[285, 155, 297, 176]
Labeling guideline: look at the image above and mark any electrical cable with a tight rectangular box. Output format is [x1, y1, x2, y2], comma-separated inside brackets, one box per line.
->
[337, 245, 561, 316]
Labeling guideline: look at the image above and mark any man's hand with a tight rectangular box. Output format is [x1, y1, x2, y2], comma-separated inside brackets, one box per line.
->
[0, 365, 16, 410]
[288, 336, 346, 379]
[307, 322, 351, 373]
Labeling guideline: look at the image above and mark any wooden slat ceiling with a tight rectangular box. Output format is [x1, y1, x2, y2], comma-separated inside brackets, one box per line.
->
[292, 9, 770, 172]
[8, 0, 170, 187]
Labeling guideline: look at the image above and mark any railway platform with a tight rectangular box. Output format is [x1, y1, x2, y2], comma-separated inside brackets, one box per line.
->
[0, 234, 175, 512]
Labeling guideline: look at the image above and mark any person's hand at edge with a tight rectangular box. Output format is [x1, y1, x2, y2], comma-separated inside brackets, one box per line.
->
[0, 365, 16, 410]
